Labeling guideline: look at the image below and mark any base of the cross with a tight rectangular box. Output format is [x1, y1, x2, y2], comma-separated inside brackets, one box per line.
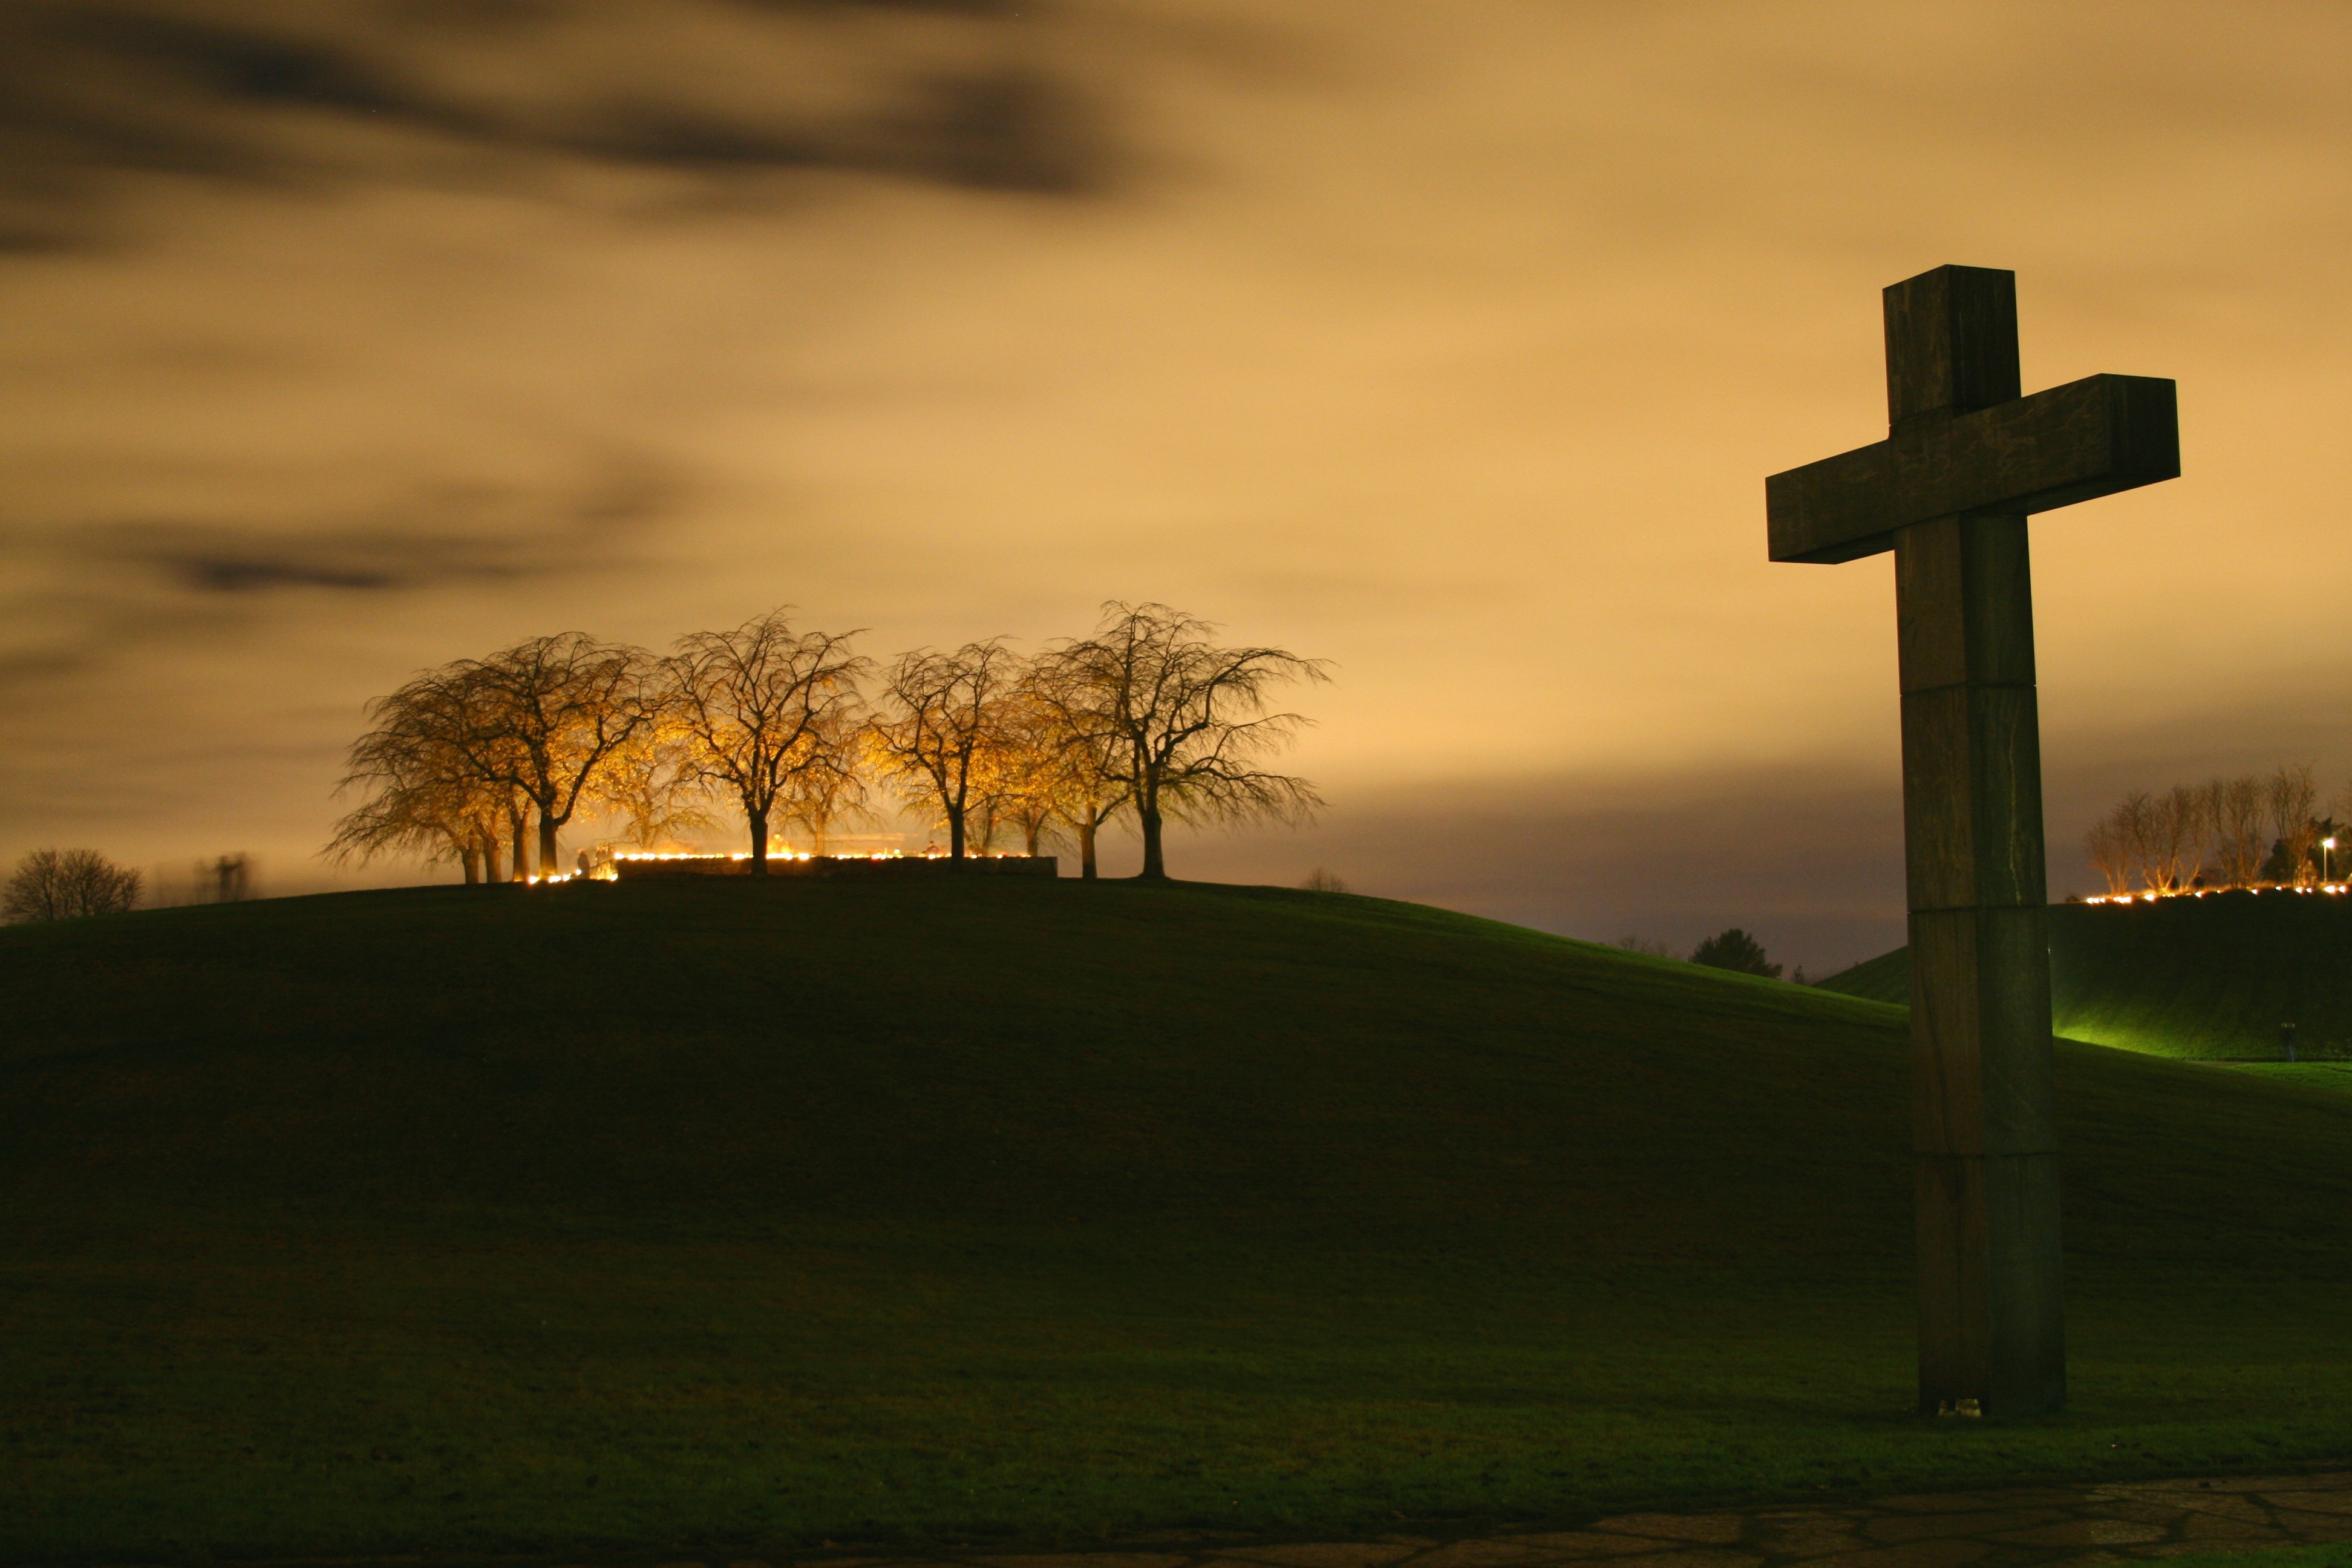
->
[1916, 1149, 2065, 1416]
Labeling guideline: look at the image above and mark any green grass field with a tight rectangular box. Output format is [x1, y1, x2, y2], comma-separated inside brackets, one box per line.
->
[1818, 890, 2352, 1059]
[5, 878, 2350, 1563]
[2159, 1550, 2352, 1568]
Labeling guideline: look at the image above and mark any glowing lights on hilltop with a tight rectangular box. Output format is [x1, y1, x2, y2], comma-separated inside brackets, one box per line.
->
[608, 850, 895, 862]
[528, 846, 1041, 886]
[2083, 884, 2349, 906]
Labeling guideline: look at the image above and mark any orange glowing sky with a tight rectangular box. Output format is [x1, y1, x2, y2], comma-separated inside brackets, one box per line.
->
[3, 1, 2347, 969]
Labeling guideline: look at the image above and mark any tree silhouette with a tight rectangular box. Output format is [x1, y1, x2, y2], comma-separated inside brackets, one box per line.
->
[4, 849, 142, 922]
[1042, 603, 1326, 880]
[1690, 928, 1781, 979]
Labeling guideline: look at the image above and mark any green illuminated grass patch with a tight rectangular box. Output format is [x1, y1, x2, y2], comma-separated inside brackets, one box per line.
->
[1819, 890, 2352, 1058]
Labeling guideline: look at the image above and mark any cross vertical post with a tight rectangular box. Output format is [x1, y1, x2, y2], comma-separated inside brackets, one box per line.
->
[1886, 268, 2063, 1417]
[1765, 264, 2179, 1418]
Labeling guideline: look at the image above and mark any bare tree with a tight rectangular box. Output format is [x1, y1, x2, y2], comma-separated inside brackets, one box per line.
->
[2112, 789, 2160, 892]
[589, 719, 714, 852]
[1044, 602, 1328, 880]
[978, 681, 1077, 859]
[396, 634, 653, 878]
[963, 777, 1010, 854]
[2268, 762, 2320, 887]
[327, 776, 494, 882]
[2334, 779, 2352, 881]
[2192, 778, 2227, 887]
[1048, 762, 1128, 879]
[2212, 774, 2268, 888]
[1020, 655, 1129, 878]
[2141, 783, 2206, 893]
[779, 706, 873, 856]
[330, 693, 512, 883]
[2083, 815, 2131, 895]
[4, 849, 143, 922]
[661, 611, 869, 872]
[871, 639, 1022, 860]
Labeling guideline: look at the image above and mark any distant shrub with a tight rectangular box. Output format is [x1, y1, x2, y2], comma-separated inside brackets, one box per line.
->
[1690, 927, 1781, 979]
[1299, 867, 1348, 894]
[4, 849, 144, 923]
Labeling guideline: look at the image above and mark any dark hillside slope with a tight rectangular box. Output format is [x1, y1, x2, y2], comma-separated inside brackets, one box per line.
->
[4, 879, 2350, 1561]
[4, 879, 1912, 1247]
[1816, 890, 2352, 1057]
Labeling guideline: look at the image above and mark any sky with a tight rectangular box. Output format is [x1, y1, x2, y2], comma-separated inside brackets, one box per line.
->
[3, 0, 2348, 973]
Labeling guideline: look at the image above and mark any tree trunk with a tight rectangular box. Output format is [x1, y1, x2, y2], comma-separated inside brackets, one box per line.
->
[482, 834, 504, 885]
[947, 808, 965, 861]
[1137, 805, 1166, 879]
[748, 809, 770, 875]
[460, 846, 480, 885]
[1079, 815, 1098, 880]
[1024, 820, 1040, 856]
[509, 812, 530, 882]
[538, 812, 559, 880]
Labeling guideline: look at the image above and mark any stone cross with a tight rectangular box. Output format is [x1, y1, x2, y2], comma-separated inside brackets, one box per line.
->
[1766, 266, 2178, 1417]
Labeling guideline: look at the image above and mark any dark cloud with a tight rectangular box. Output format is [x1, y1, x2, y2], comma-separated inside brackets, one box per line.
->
[549, 67, 1096, 189]
[128, 531, 530, 595]
[0, 456, 680, 710]
[0, 0, 1120, 247]
[62, 456, 676, 595]
[65, 11, 425, 119]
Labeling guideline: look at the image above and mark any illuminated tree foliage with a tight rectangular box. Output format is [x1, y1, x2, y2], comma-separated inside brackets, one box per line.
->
[587, 721, 713, 854]
[778, 707, 873, 858]
[869, 640, 1022, 862]
[661, 610, 869, 874]
[333, 633, 652, 880]
[328, 603, 1329, 880]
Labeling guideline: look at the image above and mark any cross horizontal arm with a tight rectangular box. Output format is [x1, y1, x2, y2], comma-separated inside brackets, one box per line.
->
[1766, 373, 2179, 564]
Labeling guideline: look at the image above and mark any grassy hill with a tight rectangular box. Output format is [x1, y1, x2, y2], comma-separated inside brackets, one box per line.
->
[1818, 890, 2352, 1059]
[5, 878, 2351, 1563]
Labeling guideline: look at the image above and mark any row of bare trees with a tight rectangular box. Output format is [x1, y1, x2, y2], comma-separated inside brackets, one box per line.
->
[2082, 763, 2344, 895]
[329, 602, 1327, 883]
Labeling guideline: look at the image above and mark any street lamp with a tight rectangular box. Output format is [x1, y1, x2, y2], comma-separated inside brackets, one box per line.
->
[2325, 836, 2338, 886]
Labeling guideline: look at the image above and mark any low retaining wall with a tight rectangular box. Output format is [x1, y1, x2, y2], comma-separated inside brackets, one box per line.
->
[604, 854, 1056, 880]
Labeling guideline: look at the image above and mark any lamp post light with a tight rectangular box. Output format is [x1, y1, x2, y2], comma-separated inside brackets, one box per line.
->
[2325, 836, 2338, 886]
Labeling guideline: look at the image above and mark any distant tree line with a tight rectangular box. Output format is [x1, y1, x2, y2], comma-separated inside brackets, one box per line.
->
[2082, 763, 2347, 895]
[329, 601, 1328, 883]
